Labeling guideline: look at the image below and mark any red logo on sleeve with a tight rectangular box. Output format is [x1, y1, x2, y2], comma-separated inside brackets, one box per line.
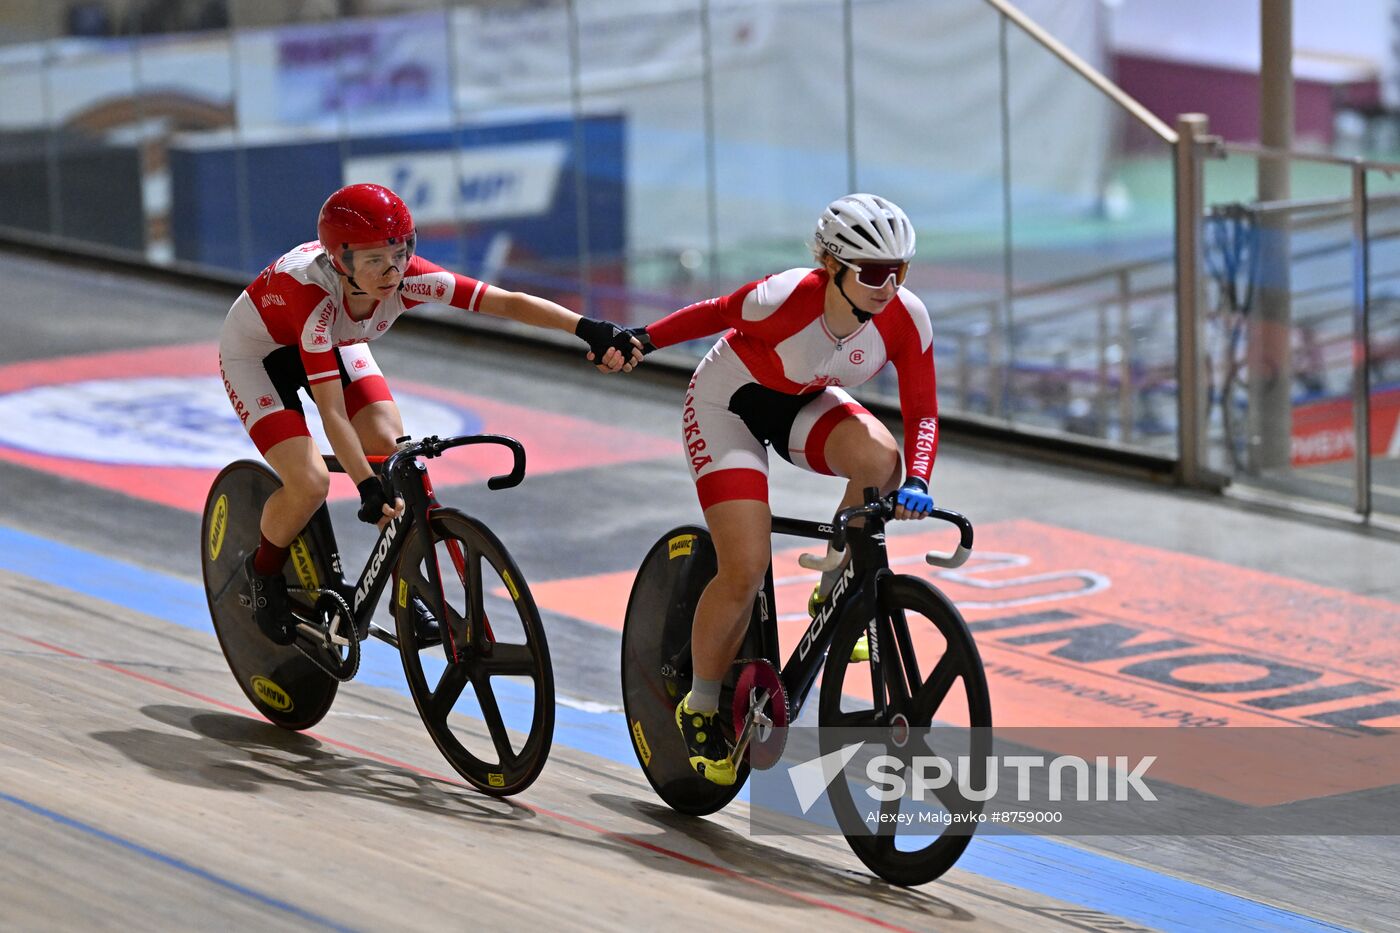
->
[312, 335, 329, 346]
[352, 358, 368, 370]
[434, 281, 447, 299]
[257, 394, 274, 409]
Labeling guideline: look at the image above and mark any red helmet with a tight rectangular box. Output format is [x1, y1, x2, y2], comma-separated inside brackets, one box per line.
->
[316, 183, 416, 275]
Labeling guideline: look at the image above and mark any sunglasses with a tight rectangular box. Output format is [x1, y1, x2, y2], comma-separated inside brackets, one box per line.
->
[835, 257, 909, 289]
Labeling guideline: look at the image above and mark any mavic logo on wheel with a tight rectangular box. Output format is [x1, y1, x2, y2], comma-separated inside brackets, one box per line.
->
[250, 675, 293, 712]
[290, 535, 319, 591]
[207, 495, 228, 561]
[631, 720, 653, 767]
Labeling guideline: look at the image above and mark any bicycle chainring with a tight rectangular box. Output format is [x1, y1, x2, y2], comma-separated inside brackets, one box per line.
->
[289, 587, 360, 682]
[731, 658, 789, 770]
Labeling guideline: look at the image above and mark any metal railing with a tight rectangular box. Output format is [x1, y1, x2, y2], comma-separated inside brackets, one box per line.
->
[1200, 142, 1400, 525]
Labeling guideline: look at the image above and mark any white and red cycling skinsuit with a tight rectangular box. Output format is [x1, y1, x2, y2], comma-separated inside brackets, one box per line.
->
[644, 266, 939, 510]
[218, 241, 490, 454]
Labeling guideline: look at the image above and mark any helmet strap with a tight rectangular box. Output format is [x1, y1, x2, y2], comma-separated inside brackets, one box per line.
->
[834, 267, 873, 323]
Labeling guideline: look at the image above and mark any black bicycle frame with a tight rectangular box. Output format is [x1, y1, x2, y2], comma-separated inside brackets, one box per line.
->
[754, 507, 893, 721]
[300, 459, 431, 651]
[302, 434, 526, 656]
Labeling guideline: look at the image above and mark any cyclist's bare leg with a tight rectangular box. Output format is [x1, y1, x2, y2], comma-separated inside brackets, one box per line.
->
[824, 415, 902, 516]
[351, 400, 404, 457]
[260, 435, 332, 547]
[691, 498, 773, 682]
[809, 416, 902, 627]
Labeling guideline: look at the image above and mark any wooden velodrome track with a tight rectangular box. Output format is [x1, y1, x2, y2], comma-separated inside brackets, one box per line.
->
[4, 568, 1150, 932]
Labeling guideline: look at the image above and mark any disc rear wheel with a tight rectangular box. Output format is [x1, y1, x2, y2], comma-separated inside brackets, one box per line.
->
[201, 460, 339, 730]
[621, 526, 764, 815]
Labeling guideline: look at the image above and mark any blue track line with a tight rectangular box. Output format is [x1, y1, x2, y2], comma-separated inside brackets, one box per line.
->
[0, 524, 1358, 933]
[0, 790, 357, 932]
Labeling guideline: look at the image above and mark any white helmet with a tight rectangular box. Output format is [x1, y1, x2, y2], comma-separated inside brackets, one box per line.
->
[814, 193, 916, 263]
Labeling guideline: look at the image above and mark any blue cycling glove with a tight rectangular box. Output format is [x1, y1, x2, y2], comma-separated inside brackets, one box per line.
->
[895, 477, 935, 516]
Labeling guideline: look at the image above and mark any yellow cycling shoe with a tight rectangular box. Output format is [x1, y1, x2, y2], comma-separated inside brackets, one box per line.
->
[675, 693, 736, 786]
[808, 586, 869, 662]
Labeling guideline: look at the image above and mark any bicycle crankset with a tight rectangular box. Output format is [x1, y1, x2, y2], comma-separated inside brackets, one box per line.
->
[730, 658, 789, 770]
[289, 587, 361, 682]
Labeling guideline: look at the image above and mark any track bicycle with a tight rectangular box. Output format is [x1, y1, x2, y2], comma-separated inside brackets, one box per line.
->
[200, 433, 554, 796]
[621, 487, 991, 885]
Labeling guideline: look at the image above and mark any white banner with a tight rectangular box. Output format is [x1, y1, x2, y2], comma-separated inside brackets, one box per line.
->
[345, 140, 569, 224]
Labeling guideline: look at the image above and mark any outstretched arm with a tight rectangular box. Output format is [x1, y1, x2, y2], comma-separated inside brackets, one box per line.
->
[481, 289, 643, 373]
[403, 256, 639, 372]
[644, 280, 760, 350]
[476, 287, 577, 331]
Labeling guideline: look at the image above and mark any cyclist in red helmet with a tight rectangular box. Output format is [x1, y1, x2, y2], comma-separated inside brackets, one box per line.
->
[219, 182, 641, 644]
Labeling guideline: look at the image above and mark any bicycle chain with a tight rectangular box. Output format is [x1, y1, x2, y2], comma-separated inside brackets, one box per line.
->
[288, 586, 360, 683]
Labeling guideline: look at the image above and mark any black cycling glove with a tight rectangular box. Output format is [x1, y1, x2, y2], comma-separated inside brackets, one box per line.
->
[357, 476, 390, 525]
[576, 317, 648, 365]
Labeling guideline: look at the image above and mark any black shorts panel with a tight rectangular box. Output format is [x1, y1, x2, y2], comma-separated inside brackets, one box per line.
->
[726, 383, 823, 464]
[260, 345, 351, 414]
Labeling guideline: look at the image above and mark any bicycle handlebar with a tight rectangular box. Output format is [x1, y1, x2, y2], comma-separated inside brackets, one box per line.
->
[378, 433, 527, 492]
[796, 496, 974, 572]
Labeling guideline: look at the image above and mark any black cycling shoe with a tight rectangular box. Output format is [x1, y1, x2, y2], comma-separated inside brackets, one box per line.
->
[407, 595, 442, 647]
[242, 555, 296, 646]
[416, 613, 442, 647]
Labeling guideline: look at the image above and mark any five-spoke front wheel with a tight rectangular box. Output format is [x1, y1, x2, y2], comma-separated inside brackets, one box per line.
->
[394, 508, 554, 796]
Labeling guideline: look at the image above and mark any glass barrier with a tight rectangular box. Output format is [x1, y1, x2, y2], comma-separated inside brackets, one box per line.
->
[446, 0, 586, 326]
[572, 0, 704, 326]
[850, 0, 1005, 416]
[707, 0, 846, 289]
[999, 5, 1177, 451]
[46, 10, 143, 252]
[130, 10, 237, 267]
[0, 1, 1218, 479]
[1363, 167, 1400, 523]
[0, 0, 53, 239]
[1204, 149, 1371, 512]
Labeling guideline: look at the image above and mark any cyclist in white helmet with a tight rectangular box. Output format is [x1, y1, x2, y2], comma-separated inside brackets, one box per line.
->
[625, 193, 942, 785]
